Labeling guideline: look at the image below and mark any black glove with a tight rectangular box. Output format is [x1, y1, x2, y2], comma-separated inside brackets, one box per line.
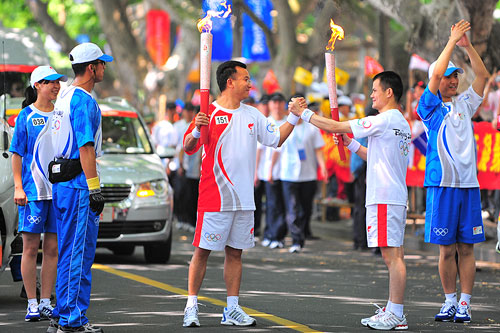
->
[89, 189, 105, 215]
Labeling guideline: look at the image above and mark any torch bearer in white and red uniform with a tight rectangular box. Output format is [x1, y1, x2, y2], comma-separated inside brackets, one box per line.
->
[325, 19, 346, 161]
[197, 4, 231, 145]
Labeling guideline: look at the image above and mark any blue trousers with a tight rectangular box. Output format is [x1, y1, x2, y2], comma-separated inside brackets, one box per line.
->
[282, 181, 317, 247]
[53, 184, 99, 328]
[264, 180, 287, 241]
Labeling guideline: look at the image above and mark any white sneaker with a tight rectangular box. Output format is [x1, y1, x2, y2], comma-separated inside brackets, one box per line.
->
[367, 311, 408, 330]
[454, 302, 471, 323]
[289, 244, 302, 253]
[221, 305, 256, 326]
[269, 240, 284, 249]
[183, 306, 200, 327]
[361, 304, 385, 326]
[261, 238, 271, 247]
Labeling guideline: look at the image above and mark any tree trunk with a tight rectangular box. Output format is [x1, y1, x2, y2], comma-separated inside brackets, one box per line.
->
[94, 0, 150, 106]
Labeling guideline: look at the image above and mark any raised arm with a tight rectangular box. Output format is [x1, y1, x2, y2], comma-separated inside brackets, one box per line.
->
[457, 32, 490, 96]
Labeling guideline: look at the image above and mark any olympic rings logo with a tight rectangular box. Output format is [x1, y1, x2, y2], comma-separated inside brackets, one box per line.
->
[27, 215, 41, 224]
[399, 140, 409, 156]
[433, 227, 448, 237]
[357, 119, 372, 128]
[205, 232, 222, 242]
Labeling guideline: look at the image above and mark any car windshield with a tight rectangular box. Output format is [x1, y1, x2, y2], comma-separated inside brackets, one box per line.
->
[102, 113, 153, 154]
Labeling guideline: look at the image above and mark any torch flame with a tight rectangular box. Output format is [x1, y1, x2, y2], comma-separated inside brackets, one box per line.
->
[326, 19, 344, 51]
[197, 3, 232, 33]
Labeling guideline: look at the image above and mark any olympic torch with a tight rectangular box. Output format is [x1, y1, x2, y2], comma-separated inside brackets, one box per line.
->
[197, 4, 231, 145]
[325, 19, 346, 161]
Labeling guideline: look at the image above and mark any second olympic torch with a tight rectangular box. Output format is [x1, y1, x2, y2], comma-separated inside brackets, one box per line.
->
[325, 19, 346, 161]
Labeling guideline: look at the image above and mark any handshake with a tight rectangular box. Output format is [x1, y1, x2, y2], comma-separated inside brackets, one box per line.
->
[288, 97, 308, 117]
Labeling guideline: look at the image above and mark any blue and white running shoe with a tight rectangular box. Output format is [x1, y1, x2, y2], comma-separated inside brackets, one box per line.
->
[39, 303, 54, 320]
[25, 303, 40, 322]
[454, 302, 471, 323]
[435, 301, 457, 322]
[221, 305, 256, 326]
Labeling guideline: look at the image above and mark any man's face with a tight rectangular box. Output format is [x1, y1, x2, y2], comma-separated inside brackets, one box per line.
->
[439, 71, 459, 99]
[339, 105, 350, 117]
[370, 79, 389, 111]
[268, 100, 285, 118]
[230, 67, 252, 100]
[94, 60, 106, 83]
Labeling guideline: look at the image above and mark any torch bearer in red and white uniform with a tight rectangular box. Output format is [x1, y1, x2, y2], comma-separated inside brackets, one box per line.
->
[325, 19, 346, 161]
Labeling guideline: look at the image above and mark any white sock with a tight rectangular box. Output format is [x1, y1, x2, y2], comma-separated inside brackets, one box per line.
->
[186, 295, 198, 309]
[40, 298, 50, 307]
[227, 296, 239, 309]
[28, 298, 38, 308]
[391, 303, 404, 318]
[385, 301, 393, 312]
[445, 292, 457, 305]
[459, 293, 471, 306]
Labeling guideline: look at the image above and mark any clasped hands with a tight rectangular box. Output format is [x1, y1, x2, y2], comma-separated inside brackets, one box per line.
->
[288, 97, 308, 117]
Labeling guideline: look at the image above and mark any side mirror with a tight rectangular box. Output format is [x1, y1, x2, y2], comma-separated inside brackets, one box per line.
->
[156, 146, 176, 159]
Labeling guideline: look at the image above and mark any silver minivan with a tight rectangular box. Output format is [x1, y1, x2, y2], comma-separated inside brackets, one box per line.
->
[97, 97, 174, 263]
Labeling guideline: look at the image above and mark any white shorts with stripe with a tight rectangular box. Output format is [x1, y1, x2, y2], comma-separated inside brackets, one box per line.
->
[366, 204, 406, 248]
[193, 210, 255, 251]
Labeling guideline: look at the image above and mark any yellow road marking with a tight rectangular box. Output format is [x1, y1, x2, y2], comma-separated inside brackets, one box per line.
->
[93, 263, 322, 332]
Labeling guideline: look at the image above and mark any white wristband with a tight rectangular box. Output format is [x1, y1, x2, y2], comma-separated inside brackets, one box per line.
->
[301, 109, 314, 123]
[287, 113, 299, 126]
[346, 139, 361, 153]
[191, 127, 201, 139]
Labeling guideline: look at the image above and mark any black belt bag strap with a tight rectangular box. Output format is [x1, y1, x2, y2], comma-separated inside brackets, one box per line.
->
[48, 158, 83, 184]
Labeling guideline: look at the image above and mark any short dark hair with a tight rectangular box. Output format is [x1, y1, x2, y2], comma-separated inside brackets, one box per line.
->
[184, 102, 195, 112]
[216, 60, 247, 92]
[166, 102, 176, 110]
[71, 60, 101, 77]
[373, 71, 403, 102]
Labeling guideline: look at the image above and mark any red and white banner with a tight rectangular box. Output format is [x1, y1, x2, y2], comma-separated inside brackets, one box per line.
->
[408, 53, 430, 72]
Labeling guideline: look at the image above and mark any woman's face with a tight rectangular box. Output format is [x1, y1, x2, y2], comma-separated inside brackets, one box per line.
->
[36, 80, 61, 101]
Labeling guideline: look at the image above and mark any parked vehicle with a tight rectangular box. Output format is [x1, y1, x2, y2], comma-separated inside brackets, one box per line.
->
[97, 97, 174, 263]
[0, 95, 20, 277]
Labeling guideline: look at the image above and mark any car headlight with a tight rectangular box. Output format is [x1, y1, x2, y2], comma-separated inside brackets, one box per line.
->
[136, 180, 168, 198]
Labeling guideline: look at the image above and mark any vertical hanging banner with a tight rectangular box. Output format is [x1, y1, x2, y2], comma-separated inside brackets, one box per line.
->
[242, 0, 272, 61]
[202, 0, 233, 61]
[146, 10, 171, 67]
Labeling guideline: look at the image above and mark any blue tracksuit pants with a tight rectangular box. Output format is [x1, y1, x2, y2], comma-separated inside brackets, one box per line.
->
[53, 184, 99, 328]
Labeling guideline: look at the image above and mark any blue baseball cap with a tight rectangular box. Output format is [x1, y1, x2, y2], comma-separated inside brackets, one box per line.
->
[428, 60, 464, 80]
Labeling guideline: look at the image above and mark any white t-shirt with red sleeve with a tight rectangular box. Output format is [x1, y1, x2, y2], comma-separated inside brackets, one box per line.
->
[349, 109, 411, 207]
[184, 101, 280, 212]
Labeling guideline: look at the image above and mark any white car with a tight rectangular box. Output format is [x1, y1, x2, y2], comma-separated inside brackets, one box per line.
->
[96, 97, 174, 263]
[0, 95, 20, 277]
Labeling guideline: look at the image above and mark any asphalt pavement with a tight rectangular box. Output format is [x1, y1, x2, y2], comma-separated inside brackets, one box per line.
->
[0, 217, 499, 332]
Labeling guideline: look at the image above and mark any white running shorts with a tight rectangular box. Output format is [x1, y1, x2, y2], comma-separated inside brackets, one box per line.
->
[193, 210, 255, 251]
[366, 204, 406, 248]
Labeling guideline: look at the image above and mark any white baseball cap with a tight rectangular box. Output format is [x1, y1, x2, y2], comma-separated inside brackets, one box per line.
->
[428, 60, 463, 80]
[30, 66, 68, 88]
[338, 95, 352, 106]
[69, 42, 113, 65]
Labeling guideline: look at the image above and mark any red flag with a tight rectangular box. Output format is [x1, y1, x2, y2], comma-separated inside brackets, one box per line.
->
[262, 69, 281, 94]
[365, 56, 384, 78]
[146, 10, 171, 67]
[408, 53, 430, 72]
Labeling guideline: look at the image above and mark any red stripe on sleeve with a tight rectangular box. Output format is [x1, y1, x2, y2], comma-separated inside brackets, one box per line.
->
[377, 204, 388, 247]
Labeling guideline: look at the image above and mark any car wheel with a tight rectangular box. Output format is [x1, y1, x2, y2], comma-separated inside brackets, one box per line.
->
[144, 229, 172, 264]
[110, 245, 135, 256]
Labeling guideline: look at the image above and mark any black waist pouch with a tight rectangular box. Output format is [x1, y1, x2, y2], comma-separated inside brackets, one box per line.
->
[48, 158, 83, 184]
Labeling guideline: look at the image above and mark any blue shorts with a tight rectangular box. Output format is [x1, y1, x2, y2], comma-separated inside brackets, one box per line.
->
[425, 187, 485, 245]
[18, 200, 57, 234]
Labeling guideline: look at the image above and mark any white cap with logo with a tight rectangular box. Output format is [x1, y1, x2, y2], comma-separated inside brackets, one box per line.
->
[30, 66, 68, 88]
[69, 42, 114, 64]
[428, 60, 464, 80]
